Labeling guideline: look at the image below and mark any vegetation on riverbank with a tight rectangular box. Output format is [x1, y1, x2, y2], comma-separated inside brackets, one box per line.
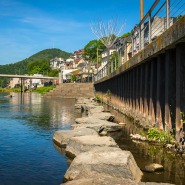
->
[0, 86, 55, 94]
[95, 94, 177, 145]
[146, 127, 176, 144]
[0, 88, 21, 92]
[32, 86, 55, 94]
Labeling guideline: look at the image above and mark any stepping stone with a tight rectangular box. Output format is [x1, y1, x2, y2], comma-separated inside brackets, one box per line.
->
[53, 128, 98, 147]
[65, 135, 118, 158]
[64, 148, 143, 183]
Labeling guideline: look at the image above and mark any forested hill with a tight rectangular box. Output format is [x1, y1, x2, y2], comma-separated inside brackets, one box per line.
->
[0, 48, 72, 75]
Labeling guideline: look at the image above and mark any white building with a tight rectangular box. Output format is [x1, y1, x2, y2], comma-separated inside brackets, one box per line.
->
[50, 57, 65, 69]
[9, 74, 44, 89]
[100, 48, 116, 70]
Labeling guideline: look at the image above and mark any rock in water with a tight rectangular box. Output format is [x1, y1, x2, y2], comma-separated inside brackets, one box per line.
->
[64, 148, 143, 182]
[144, 163, 164, 172]
[65, 135, 118, 158]
[53, 128, 98, 147]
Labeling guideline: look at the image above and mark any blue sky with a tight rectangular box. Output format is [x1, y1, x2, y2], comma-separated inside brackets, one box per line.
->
[0, 0, 154, 65]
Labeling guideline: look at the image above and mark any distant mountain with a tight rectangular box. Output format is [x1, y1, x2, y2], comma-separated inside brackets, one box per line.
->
[0, 48, 72, 75]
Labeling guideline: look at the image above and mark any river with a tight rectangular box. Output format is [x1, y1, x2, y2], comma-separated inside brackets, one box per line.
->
[106, 105, 185, 185]
[0, 92, 185, 185]
[0, 92, 82, 185]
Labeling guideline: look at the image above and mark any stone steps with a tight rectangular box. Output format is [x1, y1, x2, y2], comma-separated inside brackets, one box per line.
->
[44, 83, 94, 98]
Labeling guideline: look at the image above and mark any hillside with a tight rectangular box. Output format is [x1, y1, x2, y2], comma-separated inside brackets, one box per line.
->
[0, 48, 72, 75]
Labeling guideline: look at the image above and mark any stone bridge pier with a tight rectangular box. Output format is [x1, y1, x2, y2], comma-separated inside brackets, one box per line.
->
[94, 16, 185, 141]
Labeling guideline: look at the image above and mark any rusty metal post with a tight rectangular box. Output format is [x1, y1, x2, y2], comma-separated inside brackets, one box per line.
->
[144, 62, 149, 116]
[164, 51, 170, 130]
[120, 75, 123, 102]
[125, 73, 128, 106]
[149, 59, 157, 123]
[149, 60, 154, 121]
[129, 71, 132, 107]
[156, 54, 165, 129]
[139, 65, 144, 113]
[176, 43, 185, 141]
[123, 74, 126, 105]
[132, 69, 136, 110]
[136, 67, 140, 112]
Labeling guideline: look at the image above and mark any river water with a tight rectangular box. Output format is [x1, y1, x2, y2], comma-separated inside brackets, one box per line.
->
[106, 106, 185, 185]
[0, 92, 185, 185]
[0, 92, 82, 185]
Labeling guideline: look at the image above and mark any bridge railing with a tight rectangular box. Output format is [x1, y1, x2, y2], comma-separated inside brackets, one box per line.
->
[94, 0, 185, 82]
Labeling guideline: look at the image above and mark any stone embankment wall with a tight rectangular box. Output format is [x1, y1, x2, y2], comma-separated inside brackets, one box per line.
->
[44, 83, 94, 98]
[94, 16, 185, 143]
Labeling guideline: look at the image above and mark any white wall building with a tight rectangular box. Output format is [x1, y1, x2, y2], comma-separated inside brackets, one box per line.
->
[100, 48, 116, 70]
[50, 57, 65, 69]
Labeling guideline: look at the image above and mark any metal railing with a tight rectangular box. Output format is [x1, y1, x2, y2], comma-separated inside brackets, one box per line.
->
[94, 0, 185, 82]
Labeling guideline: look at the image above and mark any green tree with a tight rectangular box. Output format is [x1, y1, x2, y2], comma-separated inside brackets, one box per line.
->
[121, 32, 131, 39]
[28, 60, 51, 75]
[109, 51, 119, 71]
[0, 48, 71, 75]
[71, 75, 77, 82]
[84, 39, 105, 61]
[48, 69, 59, 77]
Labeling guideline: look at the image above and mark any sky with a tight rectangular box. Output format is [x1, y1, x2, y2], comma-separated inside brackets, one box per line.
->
[0, 0, 154, 65]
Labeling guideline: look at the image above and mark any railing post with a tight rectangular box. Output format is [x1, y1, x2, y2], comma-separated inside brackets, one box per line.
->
[139, 25, 141, 51]
[131, 35, 134, 57]
[124, 41, 127, 63]
[111, 58, 114, 73]
[166, 0, 170, 29]
[149, 12, 151, 43]
[120, 47, 122, 66]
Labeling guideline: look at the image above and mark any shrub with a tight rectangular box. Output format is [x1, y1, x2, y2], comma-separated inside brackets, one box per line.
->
[147, 127, 176, 144]
[32, 86, 55, 94]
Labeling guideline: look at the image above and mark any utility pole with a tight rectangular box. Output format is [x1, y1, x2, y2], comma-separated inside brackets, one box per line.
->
[140, 0, 144, 20]
[97, 47, 99, 73]
[140, 0, 144, 50]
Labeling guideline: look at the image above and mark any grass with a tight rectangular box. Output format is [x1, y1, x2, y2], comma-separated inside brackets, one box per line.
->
[32, 86, 55, 94]
[147, 127, 176, 144]
[0, 86, 55, 94]
[0, 88, 21, 92]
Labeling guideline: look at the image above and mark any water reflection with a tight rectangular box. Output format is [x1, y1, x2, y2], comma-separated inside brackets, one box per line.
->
[0, 92, 82, 185]
[1, 93, 81, 131]
[106, 105, 185, 185]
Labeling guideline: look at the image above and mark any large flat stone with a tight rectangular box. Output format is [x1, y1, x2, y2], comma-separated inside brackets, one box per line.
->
[64, 148, 143, 182]
[88, 112, 115, 121]
[62, 175, 139, 185]
[53, 128, 98, 147]
[75, 117, 113, 124]
[72, 121, 122, 132]
[87, 106, 104, 114]
[65, 136, 119, 158]
[139, 183, 174, 185]
[62, 177, 174, 185]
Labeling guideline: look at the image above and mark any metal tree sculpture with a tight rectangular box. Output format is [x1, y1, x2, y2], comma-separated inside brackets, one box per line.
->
[90, 18, 124, 73]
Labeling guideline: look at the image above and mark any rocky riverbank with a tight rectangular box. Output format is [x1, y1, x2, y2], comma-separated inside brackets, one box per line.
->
[53, 98, 174, 185]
